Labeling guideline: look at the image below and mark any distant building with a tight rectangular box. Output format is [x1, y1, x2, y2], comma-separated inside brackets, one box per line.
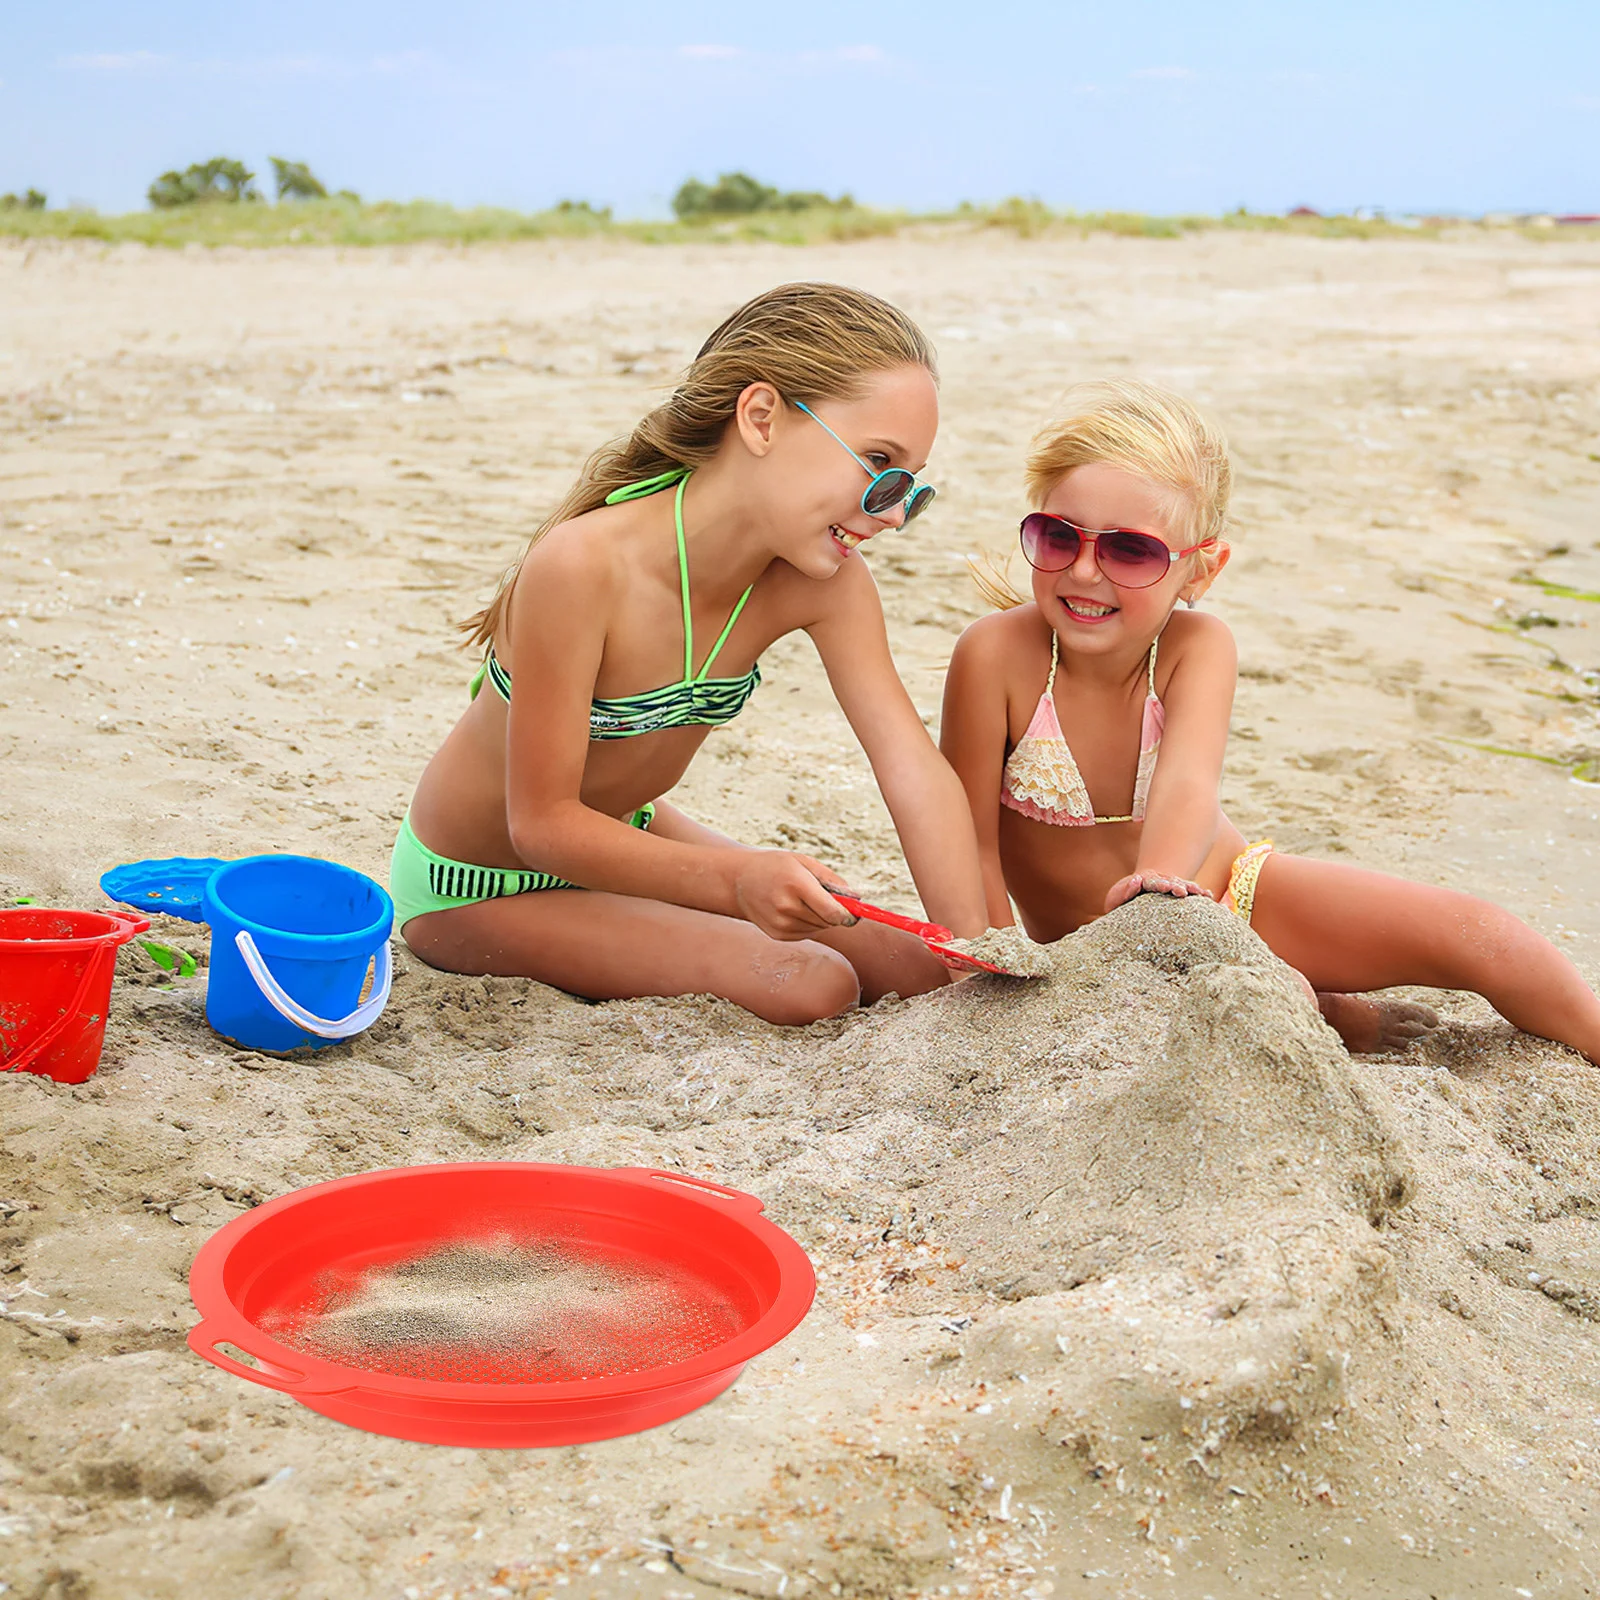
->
[1287, 205, 1320, 217]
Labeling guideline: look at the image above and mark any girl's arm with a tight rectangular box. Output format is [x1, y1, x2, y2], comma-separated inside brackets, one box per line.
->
[644, 799, 742, 850]
[940, 616, 1018, 929]
[501, 533, 853, 939]
[646, 801, 855, 897]
[1109, 612, 1237, 907]
[806, 558, 988, 937]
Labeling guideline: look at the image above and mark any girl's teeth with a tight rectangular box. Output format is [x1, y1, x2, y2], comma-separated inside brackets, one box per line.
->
[1065, 599, 1114, 617]
[834, 528, 862, 549]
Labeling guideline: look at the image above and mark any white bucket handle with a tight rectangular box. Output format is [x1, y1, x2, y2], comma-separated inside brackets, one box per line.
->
[234, 931, 392, 1040]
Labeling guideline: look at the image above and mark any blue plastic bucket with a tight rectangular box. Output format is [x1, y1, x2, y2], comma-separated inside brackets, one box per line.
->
[201, 855, 394, 1053]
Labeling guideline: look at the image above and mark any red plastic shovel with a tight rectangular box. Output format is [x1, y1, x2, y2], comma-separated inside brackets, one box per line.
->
[830, 894, 1035, 977]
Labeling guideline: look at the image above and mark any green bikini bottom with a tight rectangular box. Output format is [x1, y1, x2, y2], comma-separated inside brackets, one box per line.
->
[388, 807, 655, 931]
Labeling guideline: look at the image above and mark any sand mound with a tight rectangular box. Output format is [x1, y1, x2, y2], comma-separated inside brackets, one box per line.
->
[804, 900, 1417, 1476]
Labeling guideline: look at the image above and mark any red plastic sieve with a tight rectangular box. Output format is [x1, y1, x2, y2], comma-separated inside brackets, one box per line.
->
[187, 1162, 816, 1448]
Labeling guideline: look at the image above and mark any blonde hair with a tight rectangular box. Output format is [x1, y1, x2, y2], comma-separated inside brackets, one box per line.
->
[970, 378, 1233, 610]
[463, 281, 937, 647]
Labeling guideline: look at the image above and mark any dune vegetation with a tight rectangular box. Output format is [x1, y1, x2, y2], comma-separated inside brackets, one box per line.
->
[2, 160, 1592, 248]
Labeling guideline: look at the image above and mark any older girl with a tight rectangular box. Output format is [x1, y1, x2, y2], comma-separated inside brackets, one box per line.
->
[392, 283, 986, 1024]
[941, 379, 1600, 1062]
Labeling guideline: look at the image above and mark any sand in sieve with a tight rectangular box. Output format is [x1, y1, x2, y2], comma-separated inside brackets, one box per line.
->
[944, 925, 1056, 977]
[261, 1235, 746, 1384]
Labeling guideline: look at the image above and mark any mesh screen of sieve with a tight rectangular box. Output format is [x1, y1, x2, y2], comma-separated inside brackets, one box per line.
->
[259, 1234, 747, 1384]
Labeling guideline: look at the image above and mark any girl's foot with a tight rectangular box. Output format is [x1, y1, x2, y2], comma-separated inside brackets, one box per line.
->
[1317, 992, 1439, 1054]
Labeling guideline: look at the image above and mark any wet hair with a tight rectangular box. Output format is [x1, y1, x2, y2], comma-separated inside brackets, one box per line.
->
[463, 281, 937, 647]
[971, 378, 1233, 611]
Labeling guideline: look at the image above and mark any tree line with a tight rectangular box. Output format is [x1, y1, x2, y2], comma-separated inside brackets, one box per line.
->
[144, 159, 851, 218]
[1, 161, 854, 217]
[672, 172, 854, 218]
[147, 157, 351, 208]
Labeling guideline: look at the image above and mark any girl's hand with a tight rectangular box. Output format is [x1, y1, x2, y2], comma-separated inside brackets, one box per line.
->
[733, 852, 860, 941]
[1104, 872, 1213, 913]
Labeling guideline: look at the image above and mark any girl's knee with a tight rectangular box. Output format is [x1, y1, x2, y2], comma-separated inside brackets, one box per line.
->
[755, 942, 861, 1026]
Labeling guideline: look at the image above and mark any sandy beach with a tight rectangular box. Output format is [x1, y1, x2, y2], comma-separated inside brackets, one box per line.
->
[3, 228, 1600, 1598]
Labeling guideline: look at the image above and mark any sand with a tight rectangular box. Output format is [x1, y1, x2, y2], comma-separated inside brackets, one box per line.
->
[945, 927, 1055, 977]
[262, 1239, 746, 1386]
[3, 229, 1600, 1598]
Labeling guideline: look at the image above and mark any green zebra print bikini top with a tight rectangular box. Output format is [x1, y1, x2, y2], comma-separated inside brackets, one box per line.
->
[470, 470, 762, 741]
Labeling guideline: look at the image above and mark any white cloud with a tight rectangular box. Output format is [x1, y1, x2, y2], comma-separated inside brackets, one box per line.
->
[678, 44, 743, 60]
[1132, 66, 1195, 80]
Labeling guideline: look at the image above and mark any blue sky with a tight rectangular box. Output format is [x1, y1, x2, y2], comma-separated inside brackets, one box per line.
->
[5, 2, 1596, 216]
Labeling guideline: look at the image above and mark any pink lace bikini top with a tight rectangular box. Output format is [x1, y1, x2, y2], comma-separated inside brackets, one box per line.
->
[1000, 632, 1165, 827]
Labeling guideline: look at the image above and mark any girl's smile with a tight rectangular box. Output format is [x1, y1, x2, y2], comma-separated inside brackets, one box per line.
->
[1058, 593, 1119, 622]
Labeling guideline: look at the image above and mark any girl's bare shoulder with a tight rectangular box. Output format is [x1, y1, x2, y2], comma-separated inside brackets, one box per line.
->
[503, 507, 634, 651]
[952, 603, 1046, 671]
[512, 505, 649, 631]
[1157, 607, 1237, 678]
[1160, 607, 1236, 649]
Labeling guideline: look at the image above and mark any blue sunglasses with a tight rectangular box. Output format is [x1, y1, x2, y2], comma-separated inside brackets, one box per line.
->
[794, 401, 937, 523]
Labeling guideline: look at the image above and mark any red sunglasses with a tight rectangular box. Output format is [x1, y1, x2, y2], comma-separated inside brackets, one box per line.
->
[1020, 512, 1211, 590]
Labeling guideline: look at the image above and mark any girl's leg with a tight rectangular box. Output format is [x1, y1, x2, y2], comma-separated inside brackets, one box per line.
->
[643, 797, 955, 1004]
[1248, 854, 1600, 1064]
[400, 889, 943, 1026]
[806, 918, 955, 1005]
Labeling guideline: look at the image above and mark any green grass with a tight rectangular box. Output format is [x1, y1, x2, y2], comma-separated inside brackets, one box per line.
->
[0, 196, 907, 249]
[1514, 574, 1600, 604]
[0, 197, 622, 248]
[1445, 739, 1600, 786]
[3, 196, 1593, 250]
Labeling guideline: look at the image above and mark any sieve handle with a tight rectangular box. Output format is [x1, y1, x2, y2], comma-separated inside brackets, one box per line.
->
[643, 1170, 764, 1213]
[187, 1324, 352, 1397]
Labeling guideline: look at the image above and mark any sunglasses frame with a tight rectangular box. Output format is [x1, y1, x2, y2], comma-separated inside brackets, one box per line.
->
[1019, 512, 1211, 589]
[794, 401, 936, 524]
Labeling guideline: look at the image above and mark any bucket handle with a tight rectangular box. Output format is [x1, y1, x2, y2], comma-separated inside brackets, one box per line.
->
[234, 932, 392, 1041]
[187, 1324, 352, 1397]
[1, 912, 148, 1076]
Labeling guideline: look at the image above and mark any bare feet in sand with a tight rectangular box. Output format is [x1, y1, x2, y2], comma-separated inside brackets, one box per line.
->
[1316, 992, 1440, 1054]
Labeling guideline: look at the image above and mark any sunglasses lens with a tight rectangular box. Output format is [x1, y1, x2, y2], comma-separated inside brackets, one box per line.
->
[903, 485, 936, 523]
[862, 469, 915, 516]
[1097, 530, 1172, 587]
[1020, 513, 1079, 571]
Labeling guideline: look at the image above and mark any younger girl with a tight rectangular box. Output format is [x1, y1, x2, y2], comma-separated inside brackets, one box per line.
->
[941, 379, 1600, 1063]
[392, 283, 987, 1024]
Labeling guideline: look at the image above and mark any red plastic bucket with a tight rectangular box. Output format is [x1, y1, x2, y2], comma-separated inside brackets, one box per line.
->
[188, 1163, 817, 1447]
[0, 908, 149, 1084]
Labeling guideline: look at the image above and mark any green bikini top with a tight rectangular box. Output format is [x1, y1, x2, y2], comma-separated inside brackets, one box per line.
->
[470, 469, 762, 742]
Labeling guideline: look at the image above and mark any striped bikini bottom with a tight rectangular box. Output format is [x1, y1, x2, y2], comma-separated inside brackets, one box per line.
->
[388, 807, 654, 933]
